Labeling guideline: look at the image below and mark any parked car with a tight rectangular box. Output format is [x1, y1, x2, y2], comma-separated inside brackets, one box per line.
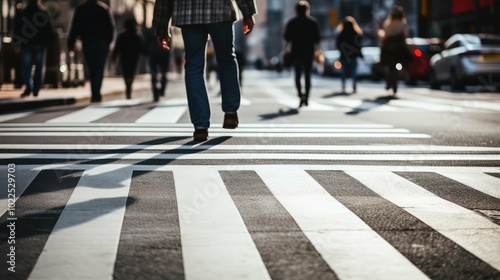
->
[320, 47, 380, 79]
[319, 50, 342, 76]
[404, 37, 443, 85]
[429, 33, 500, 90]
[358, 46, 380, 78]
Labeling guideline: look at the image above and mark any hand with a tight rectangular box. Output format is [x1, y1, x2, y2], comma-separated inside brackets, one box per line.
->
[156, 35, 170, 51]
[243, 16, 255, 35]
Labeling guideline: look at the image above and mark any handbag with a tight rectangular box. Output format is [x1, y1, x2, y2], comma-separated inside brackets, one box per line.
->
[282, 50, 293, 69]
[314, 50, 325, 64]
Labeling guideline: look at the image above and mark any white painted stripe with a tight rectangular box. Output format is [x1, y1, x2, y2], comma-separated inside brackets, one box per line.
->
[0, 132, 431, 138]
[17, 164, 500, 174]
[346, 171, 500, 271]
[257, 168, 428, 280]
[5, 152, 498, 161]
[46, 106, 121, 123]
[328, 98, 400, 112]
[0, 112, 33, 122]
[2, 144, 499, 152]
[438, 172, 500, 200]
[388, 99, 470, 112]
[0, 123, 395, 128]
[135, 101, 187, 123]
[28, 166, 132, 280]
[174, 168, 270, 280]
[0, 165, 39, 216]
[0, 127, 408, 133]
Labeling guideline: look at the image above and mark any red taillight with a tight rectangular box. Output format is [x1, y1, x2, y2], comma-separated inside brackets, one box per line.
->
[413, 49, 422, 57]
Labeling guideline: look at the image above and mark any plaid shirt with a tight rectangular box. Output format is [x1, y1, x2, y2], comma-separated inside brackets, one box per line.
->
[153, 0, 257, 37]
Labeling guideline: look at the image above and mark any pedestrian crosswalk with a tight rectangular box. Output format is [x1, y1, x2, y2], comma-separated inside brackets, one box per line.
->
[1, 165, 499, 279]
[1, 88, 500, 278]
[2, 85, 500, 125]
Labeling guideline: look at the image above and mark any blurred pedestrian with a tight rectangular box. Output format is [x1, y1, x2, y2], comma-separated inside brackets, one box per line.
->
[153, 0, 257, 142]
[170, 27, 184, 76]
[284, 1, 321, 107]
[68, 0, 114, 103]
[379, 5, 410, 96]
[336, 16, 363, 94]
[111, 18, 146, 100]
[143, 26, 170, 102]
[13, 0, 56, 98]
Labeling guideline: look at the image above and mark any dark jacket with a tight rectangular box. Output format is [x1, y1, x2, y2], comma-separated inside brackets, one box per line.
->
[68, 0, 114, 50]
[336, 30, 363, 61]
[111, 30, 146, 77]
[13, 3, 56, 48]
[380, 33, 411, 66]
[284, 15, 321, 57]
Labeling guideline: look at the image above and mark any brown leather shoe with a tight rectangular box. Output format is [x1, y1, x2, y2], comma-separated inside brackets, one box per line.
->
[223, 113, 238, 129]
[193, 128, 208, 141]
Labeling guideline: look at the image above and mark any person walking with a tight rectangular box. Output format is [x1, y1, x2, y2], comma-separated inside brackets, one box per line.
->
[379, 5, 410, 96]
[336, 16, 363, 94]
[68, 0, 114, 103]
[153, 0, 257, 141]
[283, 1, 321, 107]
[143, 26, 170, 102]
[13, 0, 56, 98]
[111, 18, 146, 100]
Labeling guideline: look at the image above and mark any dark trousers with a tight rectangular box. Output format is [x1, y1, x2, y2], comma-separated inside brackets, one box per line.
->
[293, 53, 314, 99]
[385, 65, 399, 93]
[21, 45, 46, 95]
[83, 41, 109, 102]
[149, 52, 170, 100]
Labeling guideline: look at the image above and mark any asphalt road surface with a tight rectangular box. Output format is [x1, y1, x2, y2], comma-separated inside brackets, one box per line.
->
[1, 70, 500, 280]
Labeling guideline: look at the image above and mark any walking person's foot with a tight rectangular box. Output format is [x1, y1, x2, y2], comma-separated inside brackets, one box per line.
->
[193, 128, 208, 142]
[223, 113, 239, 129]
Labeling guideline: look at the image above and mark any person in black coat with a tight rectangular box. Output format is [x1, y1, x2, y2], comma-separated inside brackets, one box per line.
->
[284, 1, 321, 107]
[336, 16, 363, 93]
[68, 0, 114, 102]
[111, 18, 146, 100]
[143, 26, 170, 102]
[13, 0, 56, 98]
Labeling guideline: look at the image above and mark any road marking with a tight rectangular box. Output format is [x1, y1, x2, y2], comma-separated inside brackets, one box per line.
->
[0, 112, 33, 122]
[0, 165, 39, 216]
[135, 99, 188, 123]
[174, 168, 271, 280]
[257, 168, 429, 280]
[0, 123, 396, 128]
[2, 144, 499, 152]
[438, 172, 500, 200]
[346, 171, 500, 272]
[3, 152, 499, 161]
[13, 164, 500, 174]
[45, 100, 145, 123]
[46, 106, 121, 123]
[28, 166, 132, 280]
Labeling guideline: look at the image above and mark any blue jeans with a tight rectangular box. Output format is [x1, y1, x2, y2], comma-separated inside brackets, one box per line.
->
[340, 57, 358, 90]
[181, 21, 241, 129]
[21, 45, 46, 95]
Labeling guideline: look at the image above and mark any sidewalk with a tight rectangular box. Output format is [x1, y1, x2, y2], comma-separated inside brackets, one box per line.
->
[0, 75, 152, 114]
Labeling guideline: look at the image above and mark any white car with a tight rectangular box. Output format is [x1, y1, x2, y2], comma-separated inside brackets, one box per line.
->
[429, 33, 500, 90]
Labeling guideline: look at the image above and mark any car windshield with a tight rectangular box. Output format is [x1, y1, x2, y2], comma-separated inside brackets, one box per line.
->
[361, 48, 380, 59]
[480, 38, 500, 45]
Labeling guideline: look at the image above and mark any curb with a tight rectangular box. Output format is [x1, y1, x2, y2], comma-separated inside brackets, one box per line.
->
[0, 88, 144, 114]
